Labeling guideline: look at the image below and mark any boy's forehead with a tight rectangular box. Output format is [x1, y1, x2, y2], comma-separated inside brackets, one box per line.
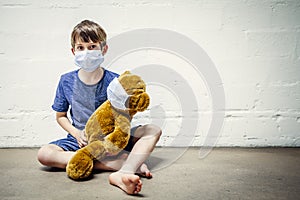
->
[75, 39, 98, 45]
[75, 36, 97, 45]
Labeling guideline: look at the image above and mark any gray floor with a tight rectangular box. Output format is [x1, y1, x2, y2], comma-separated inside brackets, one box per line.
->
[0, 148, 299, 200]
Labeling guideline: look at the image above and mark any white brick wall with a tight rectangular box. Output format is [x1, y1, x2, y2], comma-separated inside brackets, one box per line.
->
[0, 0, 299, 147]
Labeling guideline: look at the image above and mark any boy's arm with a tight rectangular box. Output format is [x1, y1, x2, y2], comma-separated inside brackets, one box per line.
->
[56, 112, 87, 148]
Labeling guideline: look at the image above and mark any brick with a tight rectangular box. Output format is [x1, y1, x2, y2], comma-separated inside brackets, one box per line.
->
[125, 4, 173, 30]
[172, 4, 222, 31]
[270, 0, 300, 28]
[246, 30, 297, 58]
[222, 0, 272, 30]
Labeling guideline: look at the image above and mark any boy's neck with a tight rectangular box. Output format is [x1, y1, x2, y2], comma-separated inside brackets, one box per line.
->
[78, 67, 104, 85]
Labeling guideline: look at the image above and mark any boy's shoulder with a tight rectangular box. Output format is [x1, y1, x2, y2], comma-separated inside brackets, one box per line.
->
[60, 69, 78, 80]
[58, 70, 79, 86]
[103, 69, 119, 79]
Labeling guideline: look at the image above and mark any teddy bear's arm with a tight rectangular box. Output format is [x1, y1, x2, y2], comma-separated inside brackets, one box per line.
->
[85, 101, 115, 143]
[104, 114, 131, 154]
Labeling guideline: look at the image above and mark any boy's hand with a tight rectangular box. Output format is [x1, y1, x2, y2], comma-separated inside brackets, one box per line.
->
[76, 130, 88, 148]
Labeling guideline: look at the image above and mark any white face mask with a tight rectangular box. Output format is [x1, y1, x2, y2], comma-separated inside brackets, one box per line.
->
[74, 50, 104, 72]
[107, 78, 131, 110]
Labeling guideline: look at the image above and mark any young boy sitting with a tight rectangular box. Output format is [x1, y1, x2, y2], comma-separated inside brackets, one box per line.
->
[37, 19, 161, 195]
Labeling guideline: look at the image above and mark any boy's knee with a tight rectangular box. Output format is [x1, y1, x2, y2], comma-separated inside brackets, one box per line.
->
[143, 124, 162, 139]
[37, 146, 48, 165]
[37, 145, 55, 166]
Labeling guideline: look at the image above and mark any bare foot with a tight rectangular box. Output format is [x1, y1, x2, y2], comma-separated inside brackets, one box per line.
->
[109, 171, 142, 195]
[136, 163, 152, 179]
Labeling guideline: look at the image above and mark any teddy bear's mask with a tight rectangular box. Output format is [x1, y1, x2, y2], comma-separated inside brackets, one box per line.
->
[107, 77, 131, 110]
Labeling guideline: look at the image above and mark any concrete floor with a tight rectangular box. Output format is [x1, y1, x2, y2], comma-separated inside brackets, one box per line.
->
[0, 148, 299, 200]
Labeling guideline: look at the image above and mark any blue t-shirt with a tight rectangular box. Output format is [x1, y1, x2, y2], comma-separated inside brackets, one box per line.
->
[52, 69, 119, 130]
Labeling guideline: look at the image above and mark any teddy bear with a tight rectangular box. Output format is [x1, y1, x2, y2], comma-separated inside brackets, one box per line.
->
[66, 71, 150, 180]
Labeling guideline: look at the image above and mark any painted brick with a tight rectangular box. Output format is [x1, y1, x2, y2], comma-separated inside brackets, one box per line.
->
[0, 0, 299, 147]
[246, 30, 297, 58]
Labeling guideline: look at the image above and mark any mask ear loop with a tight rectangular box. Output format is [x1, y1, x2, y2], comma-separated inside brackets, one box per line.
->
[124, 95, 133, 109]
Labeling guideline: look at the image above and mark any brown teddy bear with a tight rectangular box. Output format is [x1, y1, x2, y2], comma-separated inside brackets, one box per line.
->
[66, 71, 150, 180]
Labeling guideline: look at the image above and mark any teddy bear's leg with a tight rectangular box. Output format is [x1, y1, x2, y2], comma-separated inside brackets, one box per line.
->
[66, 147, 94, 180]
[66, 141, 106, 180]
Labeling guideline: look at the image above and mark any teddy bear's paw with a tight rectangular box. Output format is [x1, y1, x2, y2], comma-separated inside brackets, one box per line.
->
[66, 151, 94, 180]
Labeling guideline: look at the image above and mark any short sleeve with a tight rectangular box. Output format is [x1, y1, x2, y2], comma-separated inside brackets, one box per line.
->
[52, 78, 69, 112]
[94, 69, 119, 109]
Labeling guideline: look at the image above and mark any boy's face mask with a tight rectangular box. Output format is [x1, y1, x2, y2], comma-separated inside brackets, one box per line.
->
[74, 50, 104, 72]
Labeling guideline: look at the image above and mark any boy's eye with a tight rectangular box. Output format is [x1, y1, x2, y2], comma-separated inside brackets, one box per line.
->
[76, 46, 84, 51]
[89, 45, 98, 50]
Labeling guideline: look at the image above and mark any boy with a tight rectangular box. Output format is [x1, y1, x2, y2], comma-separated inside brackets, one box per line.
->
[37, 20, 161, 195]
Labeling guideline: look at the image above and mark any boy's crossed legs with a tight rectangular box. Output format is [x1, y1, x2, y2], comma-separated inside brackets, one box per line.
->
[38, 124, 161, 195]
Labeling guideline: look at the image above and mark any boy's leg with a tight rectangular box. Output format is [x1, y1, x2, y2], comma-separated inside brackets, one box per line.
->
[38, 134, 81, 169]
[108, 124, 162, 195]
[38, 144, 129, 170]
[38, 124, 162, 194]
[37, 144, 75, 168]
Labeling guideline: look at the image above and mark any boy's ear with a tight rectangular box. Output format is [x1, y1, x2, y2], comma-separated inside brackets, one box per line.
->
[102, 45, 108, 55]
[71, 48, 75, 55]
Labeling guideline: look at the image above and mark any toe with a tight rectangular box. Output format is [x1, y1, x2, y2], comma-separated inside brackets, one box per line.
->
[137, 163, 152, 178]
[109, 172, 143, 195]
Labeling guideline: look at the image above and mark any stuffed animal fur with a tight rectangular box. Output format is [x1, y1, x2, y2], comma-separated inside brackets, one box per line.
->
[66, 71, 150, 180]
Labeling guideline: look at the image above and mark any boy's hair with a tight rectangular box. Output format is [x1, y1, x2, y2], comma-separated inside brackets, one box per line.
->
[71, 20, 107, 48]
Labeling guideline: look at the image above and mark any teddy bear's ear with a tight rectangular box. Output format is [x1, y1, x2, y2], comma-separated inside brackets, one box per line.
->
[120, 71, 131, 76]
